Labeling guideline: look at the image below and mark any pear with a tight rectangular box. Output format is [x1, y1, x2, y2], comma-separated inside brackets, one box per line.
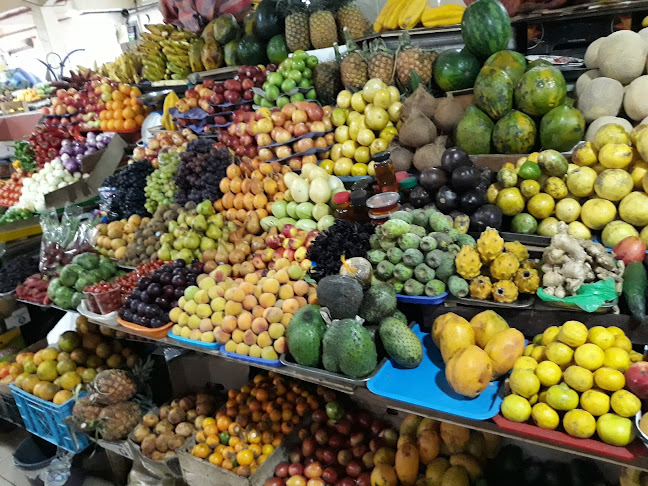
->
[196, 200, 215, 216]
[209, 213, 224, 226]
[206, 223, 222, 240]
[184, 232, 201, 250]
[200, 237, 217, 252]
[157, 244, 172, 261]
[173, 238, 184, 251]
[178, 248, 193, 263]
[185, 214, 195, 228]
[171, 249, 179, 260]
[168, 221, 179, 233]
[177, 213, 186, 226]
[191, 214, 207, 232]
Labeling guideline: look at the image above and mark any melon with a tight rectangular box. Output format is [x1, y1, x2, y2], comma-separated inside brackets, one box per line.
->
[577, 77, 624, 122]
[639, 27, 648, 44]
[623, 76, 648, 121]
[597, 31, 648, 85]
[575, 69, 601, 98]
[585, 116, 633, 142]
[584, 37, 605, 69]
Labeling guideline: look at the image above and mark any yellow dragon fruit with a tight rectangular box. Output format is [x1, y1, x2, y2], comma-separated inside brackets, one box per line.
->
[490, 253, 520, 280]
[515, 268, 540, 294]
[455, 246, 482, 279]
[504, 241, 529, 263]
[470, 276, 492, 300]
[477, 228, 504, 263]
[492, 280, 519, 303]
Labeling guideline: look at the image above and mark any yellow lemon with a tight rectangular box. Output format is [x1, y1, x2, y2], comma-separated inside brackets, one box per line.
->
[574, 343, 605, 371]
[530, 345, 546, 362]
[509, 369, 541, 399]
[520, 179, 540, 198]
[597, 413, 636, 446]
[603, 347, 631, 371]
[587, 326, 615, 350]
[593, 367, 625, 392]
[610, 390, 641, 418]
[524, 344, 535, 357]
[580, 389, 610, 416]
[614, 335, 632, 353]
[546, 383, 579, 411]
[563, 409, 596, 439]
[529, 394, 538, 406]
[630, 351, 645, 363]
[501, 395, 532, 423]
[545, 342, 573, 366]
[541, 326, 561, 346]
[563, 365, 593, 392]
[513, 356, 538, 371]
[606, 326, 625, 337]
[557, 321, 588, 347]
[527, 193, 555, 220]
[351, 162, 368, 176]
[531, 403, 560, 430]
[535, 361, 562, 387]
[538, 391, 548, 403]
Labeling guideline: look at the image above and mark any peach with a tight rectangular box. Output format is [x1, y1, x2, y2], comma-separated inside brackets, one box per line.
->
[281, 313, 293, 326]
[178, 312, 190, 326]
[294, 296, 307, 308]
[190, 329, 202, 341]
[268, 323, 285, 340]
[249, 345, 262, 359]
[180, 327, 191, 338]
[257, 331, 272, 348]
[197, 304, 212, 318]
[251, 318, 269, 334]
[236, 343, 250, 356]
[221, 315, 238, 334]
[211, 312, 224, 326]
[242, 295, 258, 311]
[194, 290, 210, 305]
[262, 278, 280, 294]
[273, 336, 286, 354]
[282, 299, 300, 315]
[214, 328, 231, 345]
[275, 299, 284, 311]
[244, 273, 260, 285]
[259, 293, 276, 308]
[170, 308, 183, 323]
[263, 307, 283, 324]
[292, 280, 309, 297]
[252, 305, 265, 319]
[225, 287, 246, 303]
[201, 332, 215, 343]
[224, 341, 237, 353]
[211, 297, 226, 312]
[278, 284, 294, 300]
[243, 330, 257, 346]
[208, 286, 224, 299]
[199, 319, 214, 333]
[177, 297, 187, 310]
[188, 315, 201, 329]
[232, 329, 245, 344]
[254, 286, 263, 300]
[238, 312, 252, 331]
[225, 301, 243, 316]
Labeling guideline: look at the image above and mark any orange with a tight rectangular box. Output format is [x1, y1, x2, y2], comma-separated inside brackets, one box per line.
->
[222, 459, 234, 470]
[248, 444, 261, 457]
[208, 452, 223, 466]
[105, 101, 113, 111]
[135, 114, 145, 126]
[203, 424, 218, 437]
[119, 84, 131, 95]
[99, 110, 108, 120]
[202, 417, 216, 429]
[100, 121, 108, 131]
[216, 415, 232, 432]
[113, 119, 124, 130]
[107, 120, 116, 130]
[192, 443, 210, 459]
[123, 119, 136, 131]
[228, 436, 241, 448]
[122, 107, 135, 119]
[112, 91, 125, 102]
[112, 110, 124, 120]
[236, 450, 254, 466]
[130, 86, 142, 97]
[133, 104, 144, 115]
[112, 100, 124, 111]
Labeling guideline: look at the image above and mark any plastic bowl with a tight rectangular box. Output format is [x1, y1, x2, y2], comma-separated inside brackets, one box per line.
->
[93, 287, 122, 315]
[82, 292, 101, 314]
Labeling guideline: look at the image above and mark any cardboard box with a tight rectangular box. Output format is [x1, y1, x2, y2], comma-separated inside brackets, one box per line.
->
[44, 134, 127, 209]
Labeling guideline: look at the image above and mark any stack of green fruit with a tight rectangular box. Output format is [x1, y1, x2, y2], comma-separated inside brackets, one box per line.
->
[157, 200, 237, 264]
[144, 152, 180, 215]
[366, 209, 473, 298]
[0, 208, 34, 225]
[288, 280, 423, 378]
[253, 50, 319, 108]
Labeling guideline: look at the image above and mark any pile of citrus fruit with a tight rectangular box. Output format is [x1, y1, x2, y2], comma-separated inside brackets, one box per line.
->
[98, 82, 146, 132]
[501, 320, 643, 446]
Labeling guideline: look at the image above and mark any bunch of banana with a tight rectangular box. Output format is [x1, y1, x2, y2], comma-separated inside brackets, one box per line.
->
[160, 91, 179, 131]
[103, 51, 142, 84]
[159, 28, 198, 80]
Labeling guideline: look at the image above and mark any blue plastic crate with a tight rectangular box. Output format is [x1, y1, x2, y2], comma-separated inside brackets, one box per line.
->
[10, 384, 89, 453]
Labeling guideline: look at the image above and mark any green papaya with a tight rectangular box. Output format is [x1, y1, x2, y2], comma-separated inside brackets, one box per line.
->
[212, 14, 240, 45]
[455, 106, 493, 154]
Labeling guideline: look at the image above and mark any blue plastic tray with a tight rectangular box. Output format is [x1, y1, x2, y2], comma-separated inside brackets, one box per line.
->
[220, 349, 284, 368]
[367, 324, 504, 420]
[397, 292, 448, 305]
[10, 385, 89, 453]
[167, 330, 221, 350]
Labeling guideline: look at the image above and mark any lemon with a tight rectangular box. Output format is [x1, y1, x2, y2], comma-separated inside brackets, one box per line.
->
[587, 326, 615, 350]
[530, 345, 547, 362]
[610, 390, 641, 418]
[367, 161, 375, 176]
[353, 147, 370, 164]
[603, 347, 631, 371]
[614, 334, 632, 353]
[541, 326, 560, 346]
[319, 159, 334, 175]
[538, 391, 548, 403]
[531, 403, 560, 430]
[351, 163, 368, 176]
[555, 198, 581, 223]
[524, 344, 535, 357]
[593, 367, 625, 392]
[520, 180, 540, 198]
[535, 361, 562, 387]
[333, 157, 354, 177]
[501, 395, 532, 423]
[574, 343, 605, 371]
[563, 409, 596, 439]
[606, 326, 625, 337]
[529, 394, 538, 406]
[557, 321, 588, 347]
[527, 193, 555, 220]
[581, 389, 610, 416]
[545, 342, 573, 366]
[544, 177, 568, 200]
[509, 369, 541, 399]
[546, 383, 579, 411]
[563, 365, 593, 392]
[597, 413, 636, 446]
[513, 356, 538, 371]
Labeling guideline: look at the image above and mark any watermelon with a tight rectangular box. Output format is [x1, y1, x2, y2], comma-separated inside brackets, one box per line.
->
[540, 105, 585, 152]
[514, 66, 567, 117]
[493, 110, 537, 154]
[473, 66, 514, 121]
[433, 48, 481, 92]
[461, 0, 512, 59]
[455, 106, 494, 154]
[484, 50, 527, 85]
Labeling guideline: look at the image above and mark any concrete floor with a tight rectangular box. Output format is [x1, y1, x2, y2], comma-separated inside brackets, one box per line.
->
[0, 427, 115, 486]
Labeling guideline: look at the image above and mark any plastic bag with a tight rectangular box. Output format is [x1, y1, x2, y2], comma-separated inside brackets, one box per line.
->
[537, 278, 619, 313]
[98, 185, 119, 221]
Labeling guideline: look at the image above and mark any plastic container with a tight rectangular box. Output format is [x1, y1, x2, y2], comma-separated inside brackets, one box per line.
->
[332, 191, 353, 221]
[372, 151, 397, 193]
[167, 329, 221, 350]
[93, 287, 122, 315]
[82, 292, 101, 314]
[220, 348, 283, 368]
[117, 317, 173, 339]
[396, 292, 448, 305]
[10, 384, 89, 453]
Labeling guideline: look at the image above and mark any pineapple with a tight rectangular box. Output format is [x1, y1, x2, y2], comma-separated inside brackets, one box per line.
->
[310, 9, 339, 49]
[367, 39, 395, 85]
[337, 2, 371, 40]
[339, 28, 368, 91]
[285, 12, 311, 52]
[314, 62, 342, 105]
[395, 32, 434, 90]
[89, 369, 137, 405]
[98, 401, 142, 441]
[72, 397, 103, 423]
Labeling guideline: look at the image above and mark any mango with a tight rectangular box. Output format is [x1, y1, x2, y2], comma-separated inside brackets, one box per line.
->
[371, 464, 398, 486]
[417, 418, 439, 436]
[481, 432, 500, 459]
[395, 442, 420, 486]
[426, 457, 451, 486]
[441, 465, 470, 486]
[469, 310, 509, 348]
[440, 423, 470, 454]
[484, 328, 525, 378]
[449, 454, 482, 481]
[433, 313, 470, 347]
[399, 414, 422, 438]
[417, 429, 440, 464]
[445, 346, 492, 398]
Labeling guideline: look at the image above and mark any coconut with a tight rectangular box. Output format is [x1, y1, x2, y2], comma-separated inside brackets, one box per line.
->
[433, 94, 466, 134]
[585, 116, 633, 142]
[403, 84, 438, 119]
[577, 77, 624, 122]
[413, 137, 448, 171]
[398, 108, 437, 148]
[623, 75, 648, 121]
[389, 141, 414, 171]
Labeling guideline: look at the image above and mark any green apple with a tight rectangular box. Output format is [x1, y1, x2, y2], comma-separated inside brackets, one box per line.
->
[286, 201, 299, 219]
[296, 202, 314, 220]
[312, 203, 331, 221]
[271, 199, 287, 219]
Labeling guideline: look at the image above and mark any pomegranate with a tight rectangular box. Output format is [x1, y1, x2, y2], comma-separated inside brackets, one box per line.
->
[625, 362, 648, 399]
[613, 237, 646, 265]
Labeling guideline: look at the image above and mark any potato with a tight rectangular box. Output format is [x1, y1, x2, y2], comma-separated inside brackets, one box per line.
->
[151, 451, 166, 461]
[133, 424, 150, 443]
[159, 405, 171, 420]
[154, 419, 174, 435]
[186, 410, 198, 422]
[175, 422, 194, 438]
[167, 434, 186, 451]
[155, 434, 169, 453]
[142, 413, 159, 428]
[167, 407, 186, 426]
[141, 435, 157, 456]
[195, 402, 215, 417]
[178, 396, 196, 411]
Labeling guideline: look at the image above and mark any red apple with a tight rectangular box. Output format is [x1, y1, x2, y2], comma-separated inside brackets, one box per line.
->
[613, 237, 647, 265]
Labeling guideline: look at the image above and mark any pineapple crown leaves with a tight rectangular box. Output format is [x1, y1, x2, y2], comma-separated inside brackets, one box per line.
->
[276, 0, 312, 16]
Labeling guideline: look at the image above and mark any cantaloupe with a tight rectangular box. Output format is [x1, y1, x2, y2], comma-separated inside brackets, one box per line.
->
[597, 31, 648, 85]
[575, 69, 601, 98]
[643, 115, 648, 126]
[585, 116, 634, 142]
[624, 76, 648, 121]
[640, 27, 648, 44]
[577, 77, 624, 122]
[584, 37, 605, 69]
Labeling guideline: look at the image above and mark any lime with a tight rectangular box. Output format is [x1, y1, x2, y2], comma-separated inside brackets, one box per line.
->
[518, 161, 541, 180]
[531, 403, 560, 430]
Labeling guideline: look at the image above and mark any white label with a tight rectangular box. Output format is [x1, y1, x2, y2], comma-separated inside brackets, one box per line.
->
[5, 307, 30, 330]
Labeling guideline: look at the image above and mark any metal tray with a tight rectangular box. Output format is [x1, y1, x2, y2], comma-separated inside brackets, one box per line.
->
[279, 353, 385, 389]
[16, 298, 49, 308]
[446, 293, 535, 309]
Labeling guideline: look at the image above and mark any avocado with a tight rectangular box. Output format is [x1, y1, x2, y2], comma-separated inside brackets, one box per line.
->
[379, 317, 422, 368]
[338, 321, 378, 378]
[359, 283, 397, 325]
[286, 305, 326, 367]
[316, 275, 363, 320]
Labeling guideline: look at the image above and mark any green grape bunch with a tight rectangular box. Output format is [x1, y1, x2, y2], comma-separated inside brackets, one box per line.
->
[144, 151, 180, 214]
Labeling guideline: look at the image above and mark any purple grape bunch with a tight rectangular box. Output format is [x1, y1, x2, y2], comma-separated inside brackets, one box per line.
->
[174, 140, 231, 205]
